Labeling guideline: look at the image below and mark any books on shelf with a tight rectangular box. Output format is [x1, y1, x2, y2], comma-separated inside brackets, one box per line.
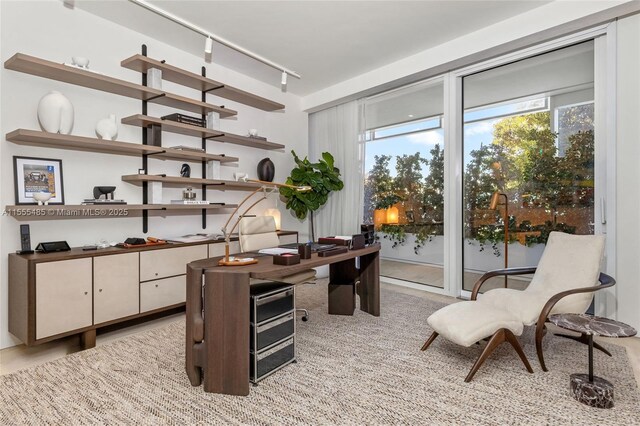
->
[170, 200, 223, 205]
[161, 113, 205, 127]
[81, 199, 127, 205]
[164, 233, 232, 243]
[166, 145, 205, 152]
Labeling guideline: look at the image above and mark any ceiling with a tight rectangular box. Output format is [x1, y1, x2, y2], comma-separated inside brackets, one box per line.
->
[76, 1, 551, 96]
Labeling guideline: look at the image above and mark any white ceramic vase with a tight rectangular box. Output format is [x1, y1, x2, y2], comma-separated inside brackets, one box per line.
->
[95, 114, 118, 140]
[33, 192, 52, 206]
[37, 91, 74, 134]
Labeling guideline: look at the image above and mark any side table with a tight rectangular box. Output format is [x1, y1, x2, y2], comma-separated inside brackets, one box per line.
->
[549, 313, 637, 409]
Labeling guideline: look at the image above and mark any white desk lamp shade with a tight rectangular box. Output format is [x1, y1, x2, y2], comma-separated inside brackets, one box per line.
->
[264, 208, 281, 230]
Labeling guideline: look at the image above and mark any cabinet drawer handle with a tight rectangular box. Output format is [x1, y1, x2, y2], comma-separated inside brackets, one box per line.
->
[155, 284, 159, 288]
[155, 273, 159, 276]
[99, 289, 103, 292]
[84, 291, 88, 295]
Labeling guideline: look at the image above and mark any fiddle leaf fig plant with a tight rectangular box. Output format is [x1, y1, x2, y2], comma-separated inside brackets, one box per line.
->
[279, 150, 344, 241]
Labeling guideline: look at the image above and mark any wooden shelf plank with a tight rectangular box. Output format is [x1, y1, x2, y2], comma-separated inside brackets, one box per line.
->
[121, 54, 285, 111]
[122, 114, 221, 138]
[121, 114, 285, 150]
[209, 133, 285, 150]
[121, 174, 262, 190]
[153, 204, 238, 210]
[5, 129, 238, 163]
[6, 129, 163, 156]
[151, 93, 236, 117]
[4, 53, 236, 117]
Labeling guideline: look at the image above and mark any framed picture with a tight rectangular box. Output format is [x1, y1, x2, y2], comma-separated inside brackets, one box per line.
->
[14, 156, 65, 205]
[406, 210, 415, 223]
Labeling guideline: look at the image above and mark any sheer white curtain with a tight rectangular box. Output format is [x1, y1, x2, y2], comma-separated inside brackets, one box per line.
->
[309, 100, 364, 239]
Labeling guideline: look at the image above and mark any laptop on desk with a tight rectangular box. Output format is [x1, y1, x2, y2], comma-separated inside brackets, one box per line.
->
[278, 242, 336, 252]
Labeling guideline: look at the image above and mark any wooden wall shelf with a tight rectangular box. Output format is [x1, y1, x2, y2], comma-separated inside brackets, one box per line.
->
[5, 129, 238, 163]
[121, 114, 285, 150]
[3, 53, 236, 117]
[121, 54, 285, 112]
[121, 174, 262, 191]
[3, 203, 237, 220]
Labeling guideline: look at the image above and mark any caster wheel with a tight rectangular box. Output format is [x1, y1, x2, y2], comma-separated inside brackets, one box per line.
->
[302, 316, 308, 322]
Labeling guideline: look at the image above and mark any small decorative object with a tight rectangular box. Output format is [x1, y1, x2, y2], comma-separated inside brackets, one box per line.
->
[273, 253, 301, 266]
[71, 56, 89, 68]
[298, 243, 311, 259]
[95, 114, 118, 140]
[207, 111, 220, 130]
[182, 187, 197, 200]
[162, 113, 205, 127]
[32, 192, 52, 205]
[37, 91, 74, 134]
[206, 160, 221, 180]
[257, 158, 275, 182]
[406, 210, 415, 223]
[147, 68, 162, 89]
[13, 156, 64, 205]
[93, 186, 116, 200]
[234, 172, 248, 182]
[180, 163, 191, 178]
[248, 128, 258, 137]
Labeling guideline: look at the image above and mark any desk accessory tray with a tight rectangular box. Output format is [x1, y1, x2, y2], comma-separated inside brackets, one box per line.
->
[273, 253, 300, 265]
[317, 247, 348, 257]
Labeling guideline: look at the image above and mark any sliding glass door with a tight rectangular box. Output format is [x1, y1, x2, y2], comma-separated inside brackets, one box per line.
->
[462, 41, 598, 292]
[362, 79, 446, 288]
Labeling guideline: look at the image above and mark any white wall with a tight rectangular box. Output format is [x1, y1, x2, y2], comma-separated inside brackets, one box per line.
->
[614, 14, 640, 331]
[302, 1, 630, 112]
[0, 1, 308, 349]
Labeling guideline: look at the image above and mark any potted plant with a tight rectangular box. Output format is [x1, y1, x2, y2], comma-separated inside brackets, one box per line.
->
[279, 150, 344, 241]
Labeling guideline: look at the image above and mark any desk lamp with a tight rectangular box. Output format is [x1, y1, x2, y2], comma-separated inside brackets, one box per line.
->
[489, 191, 509, 288]
[219, 179, 311, 266]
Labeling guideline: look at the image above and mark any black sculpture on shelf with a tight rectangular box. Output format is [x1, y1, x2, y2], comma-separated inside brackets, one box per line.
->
[180, 163, 191, 178]
[257, 158, 275, 182]
[93, 186, 116, 200]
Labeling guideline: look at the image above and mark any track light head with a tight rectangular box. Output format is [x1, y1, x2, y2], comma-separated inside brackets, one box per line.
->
[205, 37, 213, 55]
[281, 71, 287, 86]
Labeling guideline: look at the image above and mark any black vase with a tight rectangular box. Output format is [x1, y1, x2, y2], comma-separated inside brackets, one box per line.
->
[257, 158, 275, 182]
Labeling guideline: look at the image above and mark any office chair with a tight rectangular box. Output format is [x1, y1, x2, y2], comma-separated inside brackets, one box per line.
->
[239, 215, 315, 321]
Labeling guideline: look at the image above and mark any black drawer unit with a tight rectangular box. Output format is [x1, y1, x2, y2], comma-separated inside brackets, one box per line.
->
[250, 283, 296, 384]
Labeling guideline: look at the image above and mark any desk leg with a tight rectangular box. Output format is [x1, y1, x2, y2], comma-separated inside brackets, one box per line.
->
[185, 265, 204, 387]
[202, 270, 251, 395]
[358, 250, 380, 316]
[329, 260, 358, 315]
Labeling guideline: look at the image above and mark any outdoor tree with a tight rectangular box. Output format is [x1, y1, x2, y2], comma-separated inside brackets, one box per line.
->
[422, 143, 444, 222]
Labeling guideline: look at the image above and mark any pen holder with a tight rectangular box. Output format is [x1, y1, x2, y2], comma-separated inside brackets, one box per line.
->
[298, 244, 312, 259]
[273, 253, 301, 265]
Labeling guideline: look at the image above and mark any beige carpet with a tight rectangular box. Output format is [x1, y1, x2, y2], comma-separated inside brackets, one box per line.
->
[1, 283, 639, 425]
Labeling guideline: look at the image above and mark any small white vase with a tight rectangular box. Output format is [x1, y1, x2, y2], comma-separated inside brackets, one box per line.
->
[96, 114, 118, 140]
[33, 192, 52, 205]
[37, 91, 74, 134]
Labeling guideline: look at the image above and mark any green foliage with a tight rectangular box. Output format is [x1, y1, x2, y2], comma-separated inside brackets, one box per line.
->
[279, 150, 344, 220]
[422, 144, 444, 221]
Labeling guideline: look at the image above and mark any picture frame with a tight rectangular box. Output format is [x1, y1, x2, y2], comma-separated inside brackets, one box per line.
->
[406, 210, 415, 223]
[13, 156, 65, 205]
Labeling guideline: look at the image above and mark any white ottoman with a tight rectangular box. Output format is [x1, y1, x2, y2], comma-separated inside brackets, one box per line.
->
[421, 301, 533, 382]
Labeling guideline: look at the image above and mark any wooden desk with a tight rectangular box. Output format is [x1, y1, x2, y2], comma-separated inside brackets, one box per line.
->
[185, 244, 381, 395]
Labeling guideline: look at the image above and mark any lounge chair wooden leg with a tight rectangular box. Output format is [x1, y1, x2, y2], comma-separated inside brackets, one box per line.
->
[556, 333, 613, 357]
[504, 329, 534, 373]
[465, 329, 506, 383]
[536, 324, 548, 372]
[421, 331, 439, 351]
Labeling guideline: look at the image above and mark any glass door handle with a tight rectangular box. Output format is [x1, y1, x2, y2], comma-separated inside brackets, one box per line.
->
[601, 198, 607, 225]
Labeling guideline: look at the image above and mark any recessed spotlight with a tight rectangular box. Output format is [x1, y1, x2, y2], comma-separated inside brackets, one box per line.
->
[408, 114, 414, 118]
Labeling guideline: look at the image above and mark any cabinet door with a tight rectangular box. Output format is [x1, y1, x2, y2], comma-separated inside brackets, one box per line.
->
[209, 241, 240, 258]
[140, 245, 207, 282]
[140, 275, 185, 312]
[278, 234, 298, 245]
[36, 258, 92, 340]
[94, 253, 139, 324]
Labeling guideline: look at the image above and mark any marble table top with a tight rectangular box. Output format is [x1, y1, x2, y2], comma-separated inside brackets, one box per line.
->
[549, 313, 637, 338]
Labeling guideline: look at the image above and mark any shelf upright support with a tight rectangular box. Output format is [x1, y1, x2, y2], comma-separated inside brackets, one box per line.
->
[201, 66, 207, 230]
[141, 44, 150, 234]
